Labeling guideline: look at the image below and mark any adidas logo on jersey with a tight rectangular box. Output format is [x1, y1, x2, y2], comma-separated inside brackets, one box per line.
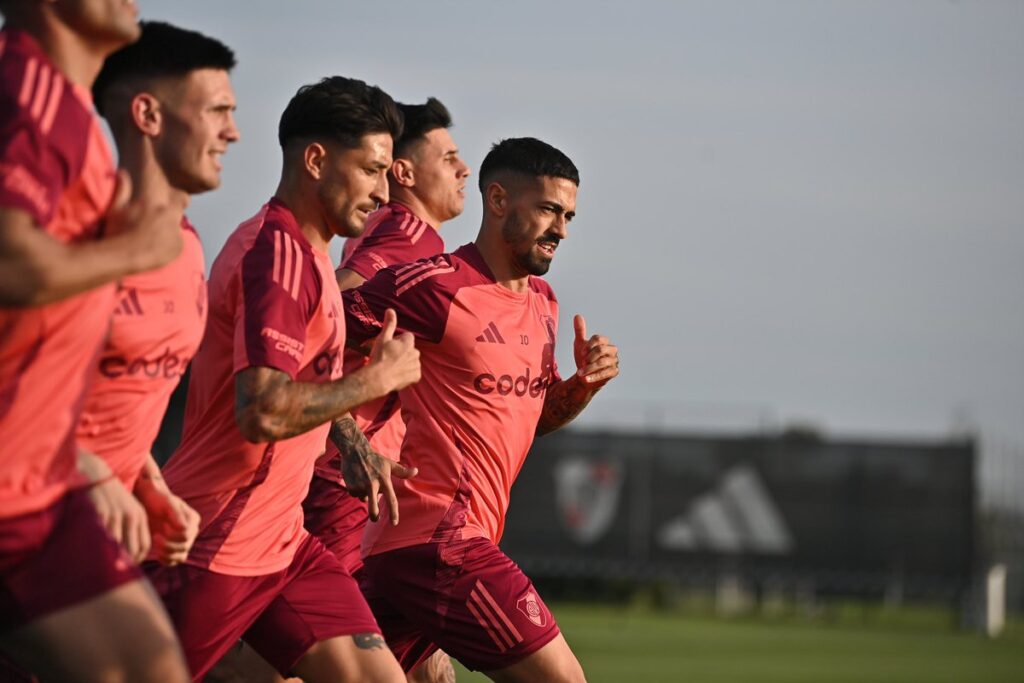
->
[113, 288, 144, 316]
[476, 322, 505, 344]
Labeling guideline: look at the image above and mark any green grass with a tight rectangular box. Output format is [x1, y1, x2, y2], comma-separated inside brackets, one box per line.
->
[451, 602, 1024, 682]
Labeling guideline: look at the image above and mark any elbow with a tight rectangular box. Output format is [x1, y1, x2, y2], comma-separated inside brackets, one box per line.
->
[0, 266, 47, 307]
[234, 407, 282, 443]
[535, 419, 558, 438]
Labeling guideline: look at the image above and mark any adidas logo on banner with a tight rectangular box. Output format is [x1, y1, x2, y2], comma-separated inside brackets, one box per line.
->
[657, 464, 794, 555]
[476, 322, 505, 344]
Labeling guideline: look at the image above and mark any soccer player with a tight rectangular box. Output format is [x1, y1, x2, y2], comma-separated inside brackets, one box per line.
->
[306, 96, 469, 570]
[303, 96, 469, 683]
[0, 2, 191, 681]
[148, 76, 418, 683]
[341, 137, 619, 682]
[77, 20, 240, 567]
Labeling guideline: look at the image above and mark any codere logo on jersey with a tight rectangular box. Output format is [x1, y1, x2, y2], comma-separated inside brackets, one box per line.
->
[473, 366, 552, 398]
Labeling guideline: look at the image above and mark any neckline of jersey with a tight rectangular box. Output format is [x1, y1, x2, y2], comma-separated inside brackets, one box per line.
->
[266, 196, 332, 259]
[455, 242, 533, 302]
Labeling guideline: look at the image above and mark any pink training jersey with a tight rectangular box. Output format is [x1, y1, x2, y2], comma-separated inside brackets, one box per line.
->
[0, 29, 117, 519]
[343, 243, 561, 557]
[340, 202, 444, 282]
[162, 198, 344, 576]
[314, 203, 444, 485]
[76, 218, 206, 489]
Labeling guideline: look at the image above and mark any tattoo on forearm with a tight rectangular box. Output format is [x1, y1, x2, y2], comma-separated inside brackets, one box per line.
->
[536, 375, 594, 436]
[330, 416, 372, 459]
[235, 368, 375, 441]
[353, 633, 386, 650]
[331, 416, 385, 495]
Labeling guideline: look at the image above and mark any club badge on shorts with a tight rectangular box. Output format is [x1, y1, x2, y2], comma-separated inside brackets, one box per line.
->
[516, 591, 545, 627]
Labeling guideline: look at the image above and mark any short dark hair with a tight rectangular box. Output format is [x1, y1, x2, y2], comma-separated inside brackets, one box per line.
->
[278, 76, 403, 150]
[93, 21, 236, 118]
[477, 137, 579, 193]
[393, 97, 452, 158]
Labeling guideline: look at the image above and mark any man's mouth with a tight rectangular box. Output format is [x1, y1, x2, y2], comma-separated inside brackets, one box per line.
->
[537, 239, 559, 257]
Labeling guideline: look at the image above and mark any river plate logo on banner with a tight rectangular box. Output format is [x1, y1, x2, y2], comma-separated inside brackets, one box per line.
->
[554, 456, 624, 544]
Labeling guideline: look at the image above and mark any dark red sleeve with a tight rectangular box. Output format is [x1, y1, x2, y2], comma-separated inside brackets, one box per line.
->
[528, 278, 562, 383]
[0, 72, 71, 226]
[343, 254, 458, 347]
[235, 224, 322, 378]
[342, 216, 444, 280]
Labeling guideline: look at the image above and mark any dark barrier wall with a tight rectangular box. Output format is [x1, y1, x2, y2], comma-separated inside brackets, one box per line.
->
[500, 430, 975, 600]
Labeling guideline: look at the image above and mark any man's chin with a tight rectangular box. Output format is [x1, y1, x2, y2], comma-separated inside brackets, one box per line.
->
[339, 218, 368, 239]
[520, 255, 551, 277]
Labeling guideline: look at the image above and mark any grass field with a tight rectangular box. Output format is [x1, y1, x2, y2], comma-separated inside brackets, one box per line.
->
[451, 602, 1024, 682]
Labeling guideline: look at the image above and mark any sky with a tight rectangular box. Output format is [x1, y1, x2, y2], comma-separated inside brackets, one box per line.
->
[150, 1, 1023, 498]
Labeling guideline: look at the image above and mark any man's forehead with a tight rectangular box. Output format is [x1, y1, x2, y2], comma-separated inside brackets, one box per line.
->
[342, 132, 393, 165]
[534, 175, 578, 204]
[153, 68, 235, 102]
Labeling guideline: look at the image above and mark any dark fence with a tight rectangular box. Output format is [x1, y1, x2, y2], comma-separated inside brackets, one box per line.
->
[500, 429, 976, 603]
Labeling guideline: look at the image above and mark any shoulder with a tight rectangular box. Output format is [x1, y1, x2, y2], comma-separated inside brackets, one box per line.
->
[0, 31, 92, 162]
[345, 205, 443, 270]
[179, 216, 206, 269]
[528, 276, 558, 304]
[389, 251, 478, 298]
[219, 202, 322, 318]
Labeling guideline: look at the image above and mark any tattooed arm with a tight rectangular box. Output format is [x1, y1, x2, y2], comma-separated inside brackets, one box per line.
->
[330, 414, 416, 524]
[235, 309, 420, 442]
[536, 314, 619, 436]
[536, 374, 597, 436]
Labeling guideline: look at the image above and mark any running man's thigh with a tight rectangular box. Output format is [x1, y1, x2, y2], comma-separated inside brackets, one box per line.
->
[145, 561, 283, 681]
[0, 489, 140, 630]
[0, 490, 186, 682]
[302, 476, 367, 576]
[483, 632, 585, 683]
[1, 579, 190, 683]
[362, 538, 562, 673]
[244, 535, 385, 678]
[291, 633, 404, 683]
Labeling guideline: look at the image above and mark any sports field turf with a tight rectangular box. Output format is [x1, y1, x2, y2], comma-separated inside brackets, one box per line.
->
[452, 602, 1024, 682]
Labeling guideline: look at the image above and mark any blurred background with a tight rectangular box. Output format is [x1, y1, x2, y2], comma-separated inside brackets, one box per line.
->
[144, 1, 1022, 680]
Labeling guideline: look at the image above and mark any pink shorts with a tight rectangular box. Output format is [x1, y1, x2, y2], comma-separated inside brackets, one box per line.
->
[0, 488, 141, 632]
[360, 537, 560, 672]
[302, 475, 367, 576]
[146, 533, 379, 680]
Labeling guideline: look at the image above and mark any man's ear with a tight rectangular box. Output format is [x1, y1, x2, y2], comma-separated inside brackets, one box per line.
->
[391, 158, 415, 188]
[485, 181, 508, 217]
[129, 92, 162, 137]
[303, 141, 328, 180]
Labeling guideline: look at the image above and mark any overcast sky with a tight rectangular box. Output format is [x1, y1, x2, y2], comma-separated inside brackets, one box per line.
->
[149, 1, 1022, 484]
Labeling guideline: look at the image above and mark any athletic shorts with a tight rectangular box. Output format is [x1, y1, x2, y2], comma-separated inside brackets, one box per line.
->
[0, 488, 141, 632]
[302, 475, 367, 576]
[360, 537, 560, 672]
[146, 533, 379, 680]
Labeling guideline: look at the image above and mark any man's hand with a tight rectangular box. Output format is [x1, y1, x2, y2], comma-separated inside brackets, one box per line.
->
[331, 416, 417, 525]
[78, 450, 150, 562]
[572, 314, 619, 390]
[364, 308, 421, 395]
[536, 315, 619, 436]
[88, 476, 151, 564]
[134, 480, 200, 566]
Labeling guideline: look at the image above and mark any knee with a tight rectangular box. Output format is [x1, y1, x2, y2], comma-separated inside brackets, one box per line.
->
[407, 650, 456, 683]
[123, 646, 191, 683]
